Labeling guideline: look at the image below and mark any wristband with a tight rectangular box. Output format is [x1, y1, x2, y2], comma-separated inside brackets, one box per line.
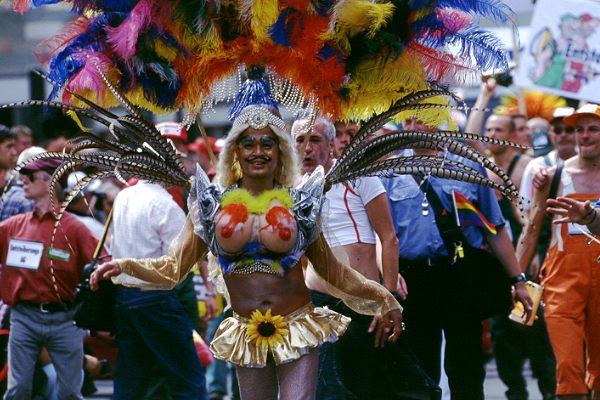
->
[583, 209, 598, 226]
[509, 273, 526, 286]
[580, 207, 596, 225]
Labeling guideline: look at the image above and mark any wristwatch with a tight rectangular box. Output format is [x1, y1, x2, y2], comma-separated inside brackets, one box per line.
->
[509, 273, 526, 286]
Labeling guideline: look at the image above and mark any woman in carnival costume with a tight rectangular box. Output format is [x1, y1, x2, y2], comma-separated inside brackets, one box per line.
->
[4, 0, 532, 397]
[90, 101, 403, 398]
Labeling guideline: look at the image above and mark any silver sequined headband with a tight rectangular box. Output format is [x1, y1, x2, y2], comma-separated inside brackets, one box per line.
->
[232, 105, 286, 131]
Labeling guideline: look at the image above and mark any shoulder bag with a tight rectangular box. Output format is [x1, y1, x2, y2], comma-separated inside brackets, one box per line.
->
[415, 177, 513, 320]
[73, 208, 116, 333]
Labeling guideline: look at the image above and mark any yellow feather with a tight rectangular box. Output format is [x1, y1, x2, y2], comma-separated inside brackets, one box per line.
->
[331, 0, 395, 38]
[238, 0, 279, 42]
[128, 88, 176, 114]
[341, 53, 428, 120]
[154, 40, 178, 62]
[66, 110, 91, 132]
[340, 53, 454, 128]
[393, 95, 457, 131]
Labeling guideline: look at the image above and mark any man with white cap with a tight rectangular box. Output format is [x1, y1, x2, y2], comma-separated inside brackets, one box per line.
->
[517, 107, 578, 269]
[519, 103, 600, 399]
[65, 171, 105, 239]
[519, 107, 578, 209]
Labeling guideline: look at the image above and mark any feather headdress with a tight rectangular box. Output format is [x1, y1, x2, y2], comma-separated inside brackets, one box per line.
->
[4, 0, 524, 218]
[13, 0, 516, 125]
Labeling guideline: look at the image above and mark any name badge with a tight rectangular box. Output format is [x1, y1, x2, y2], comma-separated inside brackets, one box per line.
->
[46, 247, 71, 262]
[6, 239, 44, 270]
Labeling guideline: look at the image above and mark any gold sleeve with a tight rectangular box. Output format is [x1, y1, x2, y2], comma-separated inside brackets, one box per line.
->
[305, 234, 402, 316]
[116, 215, 209, 288]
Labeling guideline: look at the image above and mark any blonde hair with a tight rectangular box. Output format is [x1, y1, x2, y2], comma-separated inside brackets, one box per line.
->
[216, 108, 298, 188]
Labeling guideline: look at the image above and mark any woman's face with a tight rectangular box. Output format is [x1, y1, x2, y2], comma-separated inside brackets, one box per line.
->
[235, 127, 280, 182]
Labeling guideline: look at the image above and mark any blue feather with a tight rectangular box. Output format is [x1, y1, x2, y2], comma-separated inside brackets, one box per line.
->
[269, 9, 297, 47]
[46, 13, 126, 99]
[228, 66, 279, 121]
[419, 25, 509, 71]
[138, 68, 181, 109]
[438, 0, 515, 25]
[71, 0, 135, 14]
[407, 0, 439, 10]
[318, 44, 343, 63]
[31, 0, 61, 7]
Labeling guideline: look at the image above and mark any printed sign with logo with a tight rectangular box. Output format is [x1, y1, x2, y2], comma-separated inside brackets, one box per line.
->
[515, 0, 600, 102]
[6, 239, 44, 270]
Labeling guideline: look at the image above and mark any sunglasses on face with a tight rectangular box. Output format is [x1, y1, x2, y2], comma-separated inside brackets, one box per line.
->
[237, 135, 278, 151]
[553, 126, 574, 135]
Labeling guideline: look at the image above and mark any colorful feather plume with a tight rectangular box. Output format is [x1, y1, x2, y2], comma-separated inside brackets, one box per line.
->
[13, 0, 516, 122]
[494, 90, 567, 121]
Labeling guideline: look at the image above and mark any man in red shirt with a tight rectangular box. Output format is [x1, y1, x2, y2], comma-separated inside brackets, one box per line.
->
[0, 159, 98, 400]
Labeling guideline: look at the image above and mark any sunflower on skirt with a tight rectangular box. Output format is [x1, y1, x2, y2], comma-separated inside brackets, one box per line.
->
[246, 309, 289, 350]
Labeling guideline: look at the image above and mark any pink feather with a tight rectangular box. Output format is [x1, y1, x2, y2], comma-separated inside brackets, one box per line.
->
[436, 9, 471, 33]
[62, 53, 117, 103]
[13, 0, 31, 14]
[106, 0, 171, 60]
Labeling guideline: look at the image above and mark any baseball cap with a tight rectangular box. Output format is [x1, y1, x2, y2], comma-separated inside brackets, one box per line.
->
[156, 121, 188, 141]
[20, 159, 62, 175]
[66, 171, 102, 195]
[551, 107, 575, 123]
[17, 146, 46, 166]
[563, 104, 600, 127]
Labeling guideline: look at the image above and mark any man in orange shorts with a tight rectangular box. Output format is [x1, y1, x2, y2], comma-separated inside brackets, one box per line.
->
[518, 103, 600, 399]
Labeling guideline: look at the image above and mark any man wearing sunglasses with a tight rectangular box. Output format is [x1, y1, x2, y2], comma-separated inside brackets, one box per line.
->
[520, 107, 578, 209]
[518, 103, 600, 399]
[0, 159, 100, 399]
[518, 107, 578, 270]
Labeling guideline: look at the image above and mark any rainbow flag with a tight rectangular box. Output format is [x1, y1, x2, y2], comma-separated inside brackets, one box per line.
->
[452, 190, 497, 236]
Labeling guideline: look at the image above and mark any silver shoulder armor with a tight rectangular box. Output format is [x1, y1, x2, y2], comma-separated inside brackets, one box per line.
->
[291, 166, 325, 247]
[187, 165, 224, 253]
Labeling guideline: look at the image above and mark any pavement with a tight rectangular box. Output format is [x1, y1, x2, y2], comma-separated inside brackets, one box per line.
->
[87, 359, 547, 399]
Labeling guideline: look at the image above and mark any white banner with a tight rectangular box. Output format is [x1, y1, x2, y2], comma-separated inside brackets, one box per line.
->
[515, 0, 600, 102]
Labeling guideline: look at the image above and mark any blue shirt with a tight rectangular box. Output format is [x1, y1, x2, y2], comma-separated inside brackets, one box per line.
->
[381, 155, 505, 260]
[0, 181, 34, 222]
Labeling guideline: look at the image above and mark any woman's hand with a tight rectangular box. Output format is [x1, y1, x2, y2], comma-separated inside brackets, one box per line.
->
[547, 197, 594, 224]
[369, 308, 403, 348]
[90, 261, 122, 291]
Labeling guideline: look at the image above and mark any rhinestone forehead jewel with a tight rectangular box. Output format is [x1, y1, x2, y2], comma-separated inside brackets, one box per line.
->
[233, 105, 286, 131]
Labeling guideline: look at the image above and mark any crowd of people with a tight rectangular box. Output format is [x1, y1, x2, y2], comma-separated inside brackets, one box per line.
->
[0, 78, 599, 400]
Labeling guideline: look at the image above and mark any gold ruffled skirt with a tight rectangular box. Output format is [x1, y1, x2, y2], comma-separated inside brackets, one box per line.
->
[210, 304, 350, 368]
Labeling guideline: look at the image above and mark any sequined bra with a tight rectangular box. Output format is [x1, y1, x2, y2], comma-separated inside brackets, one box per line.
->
[188, 167, 325, 275]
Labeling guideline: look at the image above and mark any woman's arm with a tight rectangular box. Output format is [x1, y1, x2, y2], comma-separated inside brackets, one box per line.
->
[365, 193, 399, 293]
[91, 215, 208, 289]
[306, 234, 403, 346]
